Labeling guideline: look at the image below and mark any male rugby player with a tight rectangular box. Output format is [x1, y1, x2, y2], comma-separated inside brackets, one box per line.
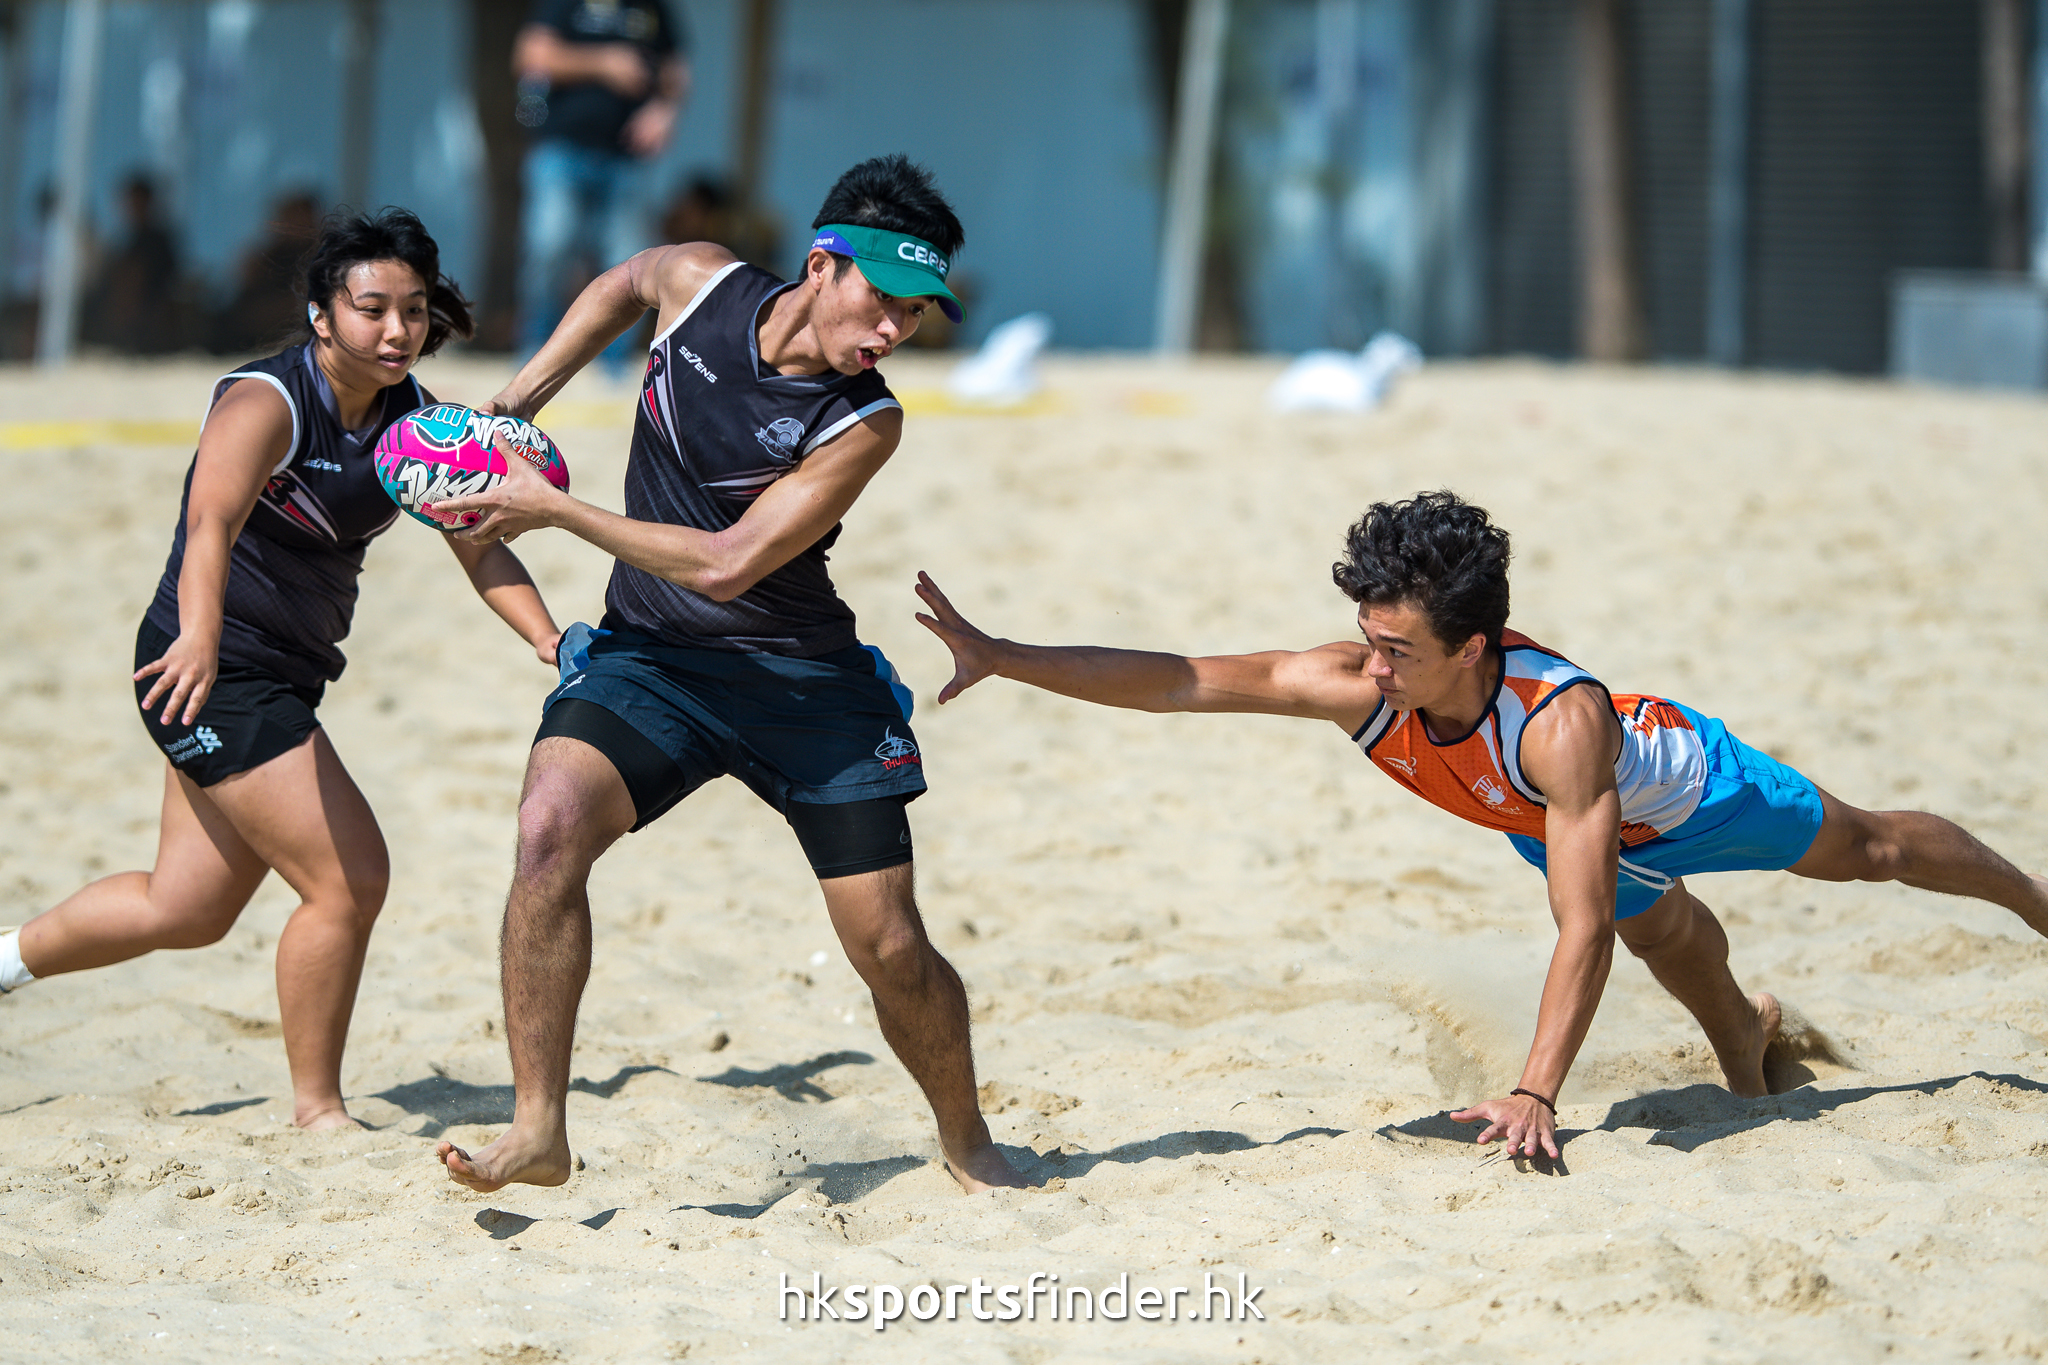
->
[915, 491, 2048, 1160]
[430, 155, 1024, 1193]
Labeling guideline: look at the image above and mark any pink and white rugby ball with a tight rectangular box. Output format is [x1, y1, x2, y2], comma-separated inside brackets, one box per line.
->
[374, 404, 570, 529]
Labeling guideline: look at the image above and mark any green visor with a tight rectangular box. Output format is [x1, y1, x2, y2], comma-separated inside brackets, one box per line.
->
[810, 223, 962, 323]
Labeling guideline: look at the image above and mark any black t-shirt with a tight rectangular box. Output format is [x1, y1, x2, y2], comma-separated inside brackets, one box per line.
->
[146, 345, 429, 689]
[605, 262, 900, 657]
[525, 0, 683, 152]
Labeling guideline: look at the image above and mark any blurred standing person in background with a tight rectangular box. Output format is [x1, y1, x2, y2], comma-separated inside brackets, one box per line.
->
[83, 173, 181, 355]
[513, 0, 689, 372]
[212, 191, 323, 355]
[0, 185, 62, 360]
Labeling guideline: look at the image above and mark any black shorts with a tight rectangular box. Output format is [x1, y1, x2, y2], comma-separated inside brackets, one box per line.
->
[534, 624, 924, 878]
[134, 620, 323, 788]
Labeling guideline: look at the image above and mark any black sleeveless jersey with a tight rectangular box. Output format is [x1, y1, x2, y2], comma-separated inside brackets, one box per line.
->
[145, 344, 429, 689]
[606, 261, 901, 656]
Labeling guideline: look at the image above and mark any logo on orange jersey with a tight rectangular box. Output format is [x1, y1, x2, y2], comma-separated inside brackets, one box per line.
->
[1625, 697, 1694, 735]
[1382, 755, 1418, 778]
[1471, 773, 1523, 814]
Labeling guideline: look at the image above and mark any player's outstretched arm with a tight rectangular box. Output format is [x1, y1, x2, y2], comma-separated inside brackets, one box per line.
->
[913, 573, 1383, 730]
[442, 535, 563, 666]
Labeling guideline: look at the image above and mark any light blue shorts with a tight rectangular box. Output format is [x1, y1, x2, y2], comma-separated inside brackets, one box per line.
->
[1505, 702, 1825, 919]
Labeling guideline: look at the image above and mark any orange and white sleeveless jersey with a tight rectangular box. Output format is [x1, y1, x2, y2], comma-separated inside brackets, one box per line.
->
[1352, 630, 1708, 847]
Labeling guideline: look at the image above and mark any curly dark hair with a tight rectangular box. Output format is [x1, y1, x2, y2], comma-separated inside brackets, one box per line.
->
[811, 154, 964, 286]
[299, 207, 473, 356]
[1332, 491, 1513, 651]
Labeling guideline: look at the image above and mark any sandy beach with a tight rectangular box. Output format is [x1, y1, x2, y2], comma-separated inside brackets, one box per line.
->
[1, 350, 2045, 1362]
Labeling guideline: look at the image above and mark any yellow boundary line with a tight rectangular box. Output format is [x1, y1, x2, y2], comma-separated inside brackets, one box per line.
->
[0, 420, 201, 450]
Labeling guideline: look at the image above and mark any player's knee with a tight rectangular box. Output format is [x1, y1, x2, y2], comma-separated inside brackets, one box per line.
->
[1846, 812, 1915, 883]
[350, 850, 391, 916]
[144, 901, 240, 950]
[1617, 889, 1703, 963]
[847, 921, 929, 993]
[1809, 805, 1913, 884]
[351, 869, 389, 924]
[514, 784, 598, 879]
[1859, 838, 1909, 882]
[1618, 914, 1678, 962]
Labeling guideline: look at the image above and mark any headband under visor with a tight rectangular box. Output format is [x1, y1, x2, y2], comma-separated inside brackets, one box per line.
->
[811, 223, 963, 324]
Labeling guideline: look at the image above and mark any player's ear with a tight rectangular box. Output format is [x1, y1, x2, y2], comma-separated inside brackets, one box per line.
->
[1456, 633, 1487, 668]
[805, 248, 834, 289]
[307, 301, 329, 341]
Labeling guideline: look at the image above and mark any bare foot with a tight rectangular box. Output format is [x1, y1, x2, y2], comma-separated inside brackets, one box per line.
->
[295, 1105, 369, 1132]
[946, 1141, 1029, 1194]
[1721, 991, 1781, 1099]
[437, 1128, 572, 1194]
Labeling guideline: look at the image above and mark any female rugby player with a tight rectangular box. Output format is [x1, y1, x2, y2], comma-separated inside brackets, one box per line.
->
[0, 210, 562, 1130]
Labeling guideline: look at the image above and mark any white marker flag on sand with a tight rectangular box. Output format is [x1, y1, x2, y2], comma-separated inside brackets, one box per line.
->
[947, 312, 1055, 406]
[1267, 331, 1423, 413]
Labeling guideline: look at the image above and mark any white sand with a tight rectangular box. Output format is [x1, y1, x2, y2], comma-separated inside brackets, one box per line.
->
[1, 353, 2045, 1362]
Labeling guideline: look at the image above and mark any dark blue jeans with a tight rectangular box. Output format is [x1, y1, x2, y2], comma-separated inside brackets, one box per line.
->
[519, 140, 652, 368]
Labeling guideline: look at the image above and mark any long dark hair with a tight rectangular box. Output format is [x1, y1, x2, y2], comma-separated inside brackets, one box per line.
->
[299, 207, 473, 356]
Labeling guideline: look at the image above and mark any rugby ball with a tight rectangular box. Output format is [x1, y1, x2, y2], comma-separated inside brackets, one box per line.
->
[374, 404, 571, 529]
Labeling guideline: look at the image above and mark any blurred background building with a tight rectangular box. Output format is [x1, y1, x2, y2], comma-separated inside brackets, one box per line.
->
[1, 0, 2042, 376]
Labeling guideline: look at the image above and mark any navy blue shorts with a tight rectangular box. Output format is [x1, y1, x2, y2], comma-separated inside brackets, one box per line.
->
[539, 622, 927, 831]
[134, 619, 323, 788]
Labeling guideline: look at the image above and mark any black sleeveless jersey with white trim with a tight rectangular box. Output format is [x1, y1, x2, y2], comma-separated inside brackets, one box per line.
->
[145, 344, 429, 689]
[606, 261, 900, 656]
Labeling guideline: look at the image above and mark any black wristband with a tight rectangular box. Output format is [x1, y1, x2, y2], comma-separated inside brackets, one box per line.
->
[1511, 1087, 1556, 1115]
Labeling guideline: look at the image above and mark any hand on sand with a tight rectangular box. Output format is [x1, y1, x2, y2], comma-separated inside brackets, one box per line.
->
[913, 573, 1004, 704]
[1450, 1091, 1559, 1160]
[437, 1131, 573, 1194]
[946, 1142, 1029, 1195]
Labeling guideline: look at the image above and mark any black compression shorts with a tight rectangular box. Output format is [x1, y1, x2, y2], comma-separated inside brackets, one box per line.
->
[536, 698, 913, 878]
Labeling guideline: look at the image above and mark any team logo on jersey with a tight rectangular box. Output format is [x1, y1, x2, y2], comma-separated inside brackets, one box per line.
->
[875, 727, 921, 770]
[1471, 773, 1521, 813]
[260, 469, 340, 542]
[672, 342, 718, 384]
[1382, 755, 1418, 778]
[755, 417, 806, 465]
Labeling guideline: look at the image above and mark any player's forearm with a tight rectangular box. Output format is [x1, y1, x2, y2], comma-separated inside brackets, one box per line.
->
[514, 29, 632, 85]
[547, 497, 750, 599]
[500, 259, 652, 416]
[171, 516, 237, 648]
[988, 640, 1203, 713]
[658, 56, 688, 102]
[1518, 920, 1614, 1101]
[461, 543, 560, 647]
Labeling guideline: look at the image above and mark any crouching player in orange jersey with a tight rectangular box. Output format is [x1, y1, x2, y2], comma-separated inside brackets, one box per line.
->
[912, 491, 2048, 1161]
